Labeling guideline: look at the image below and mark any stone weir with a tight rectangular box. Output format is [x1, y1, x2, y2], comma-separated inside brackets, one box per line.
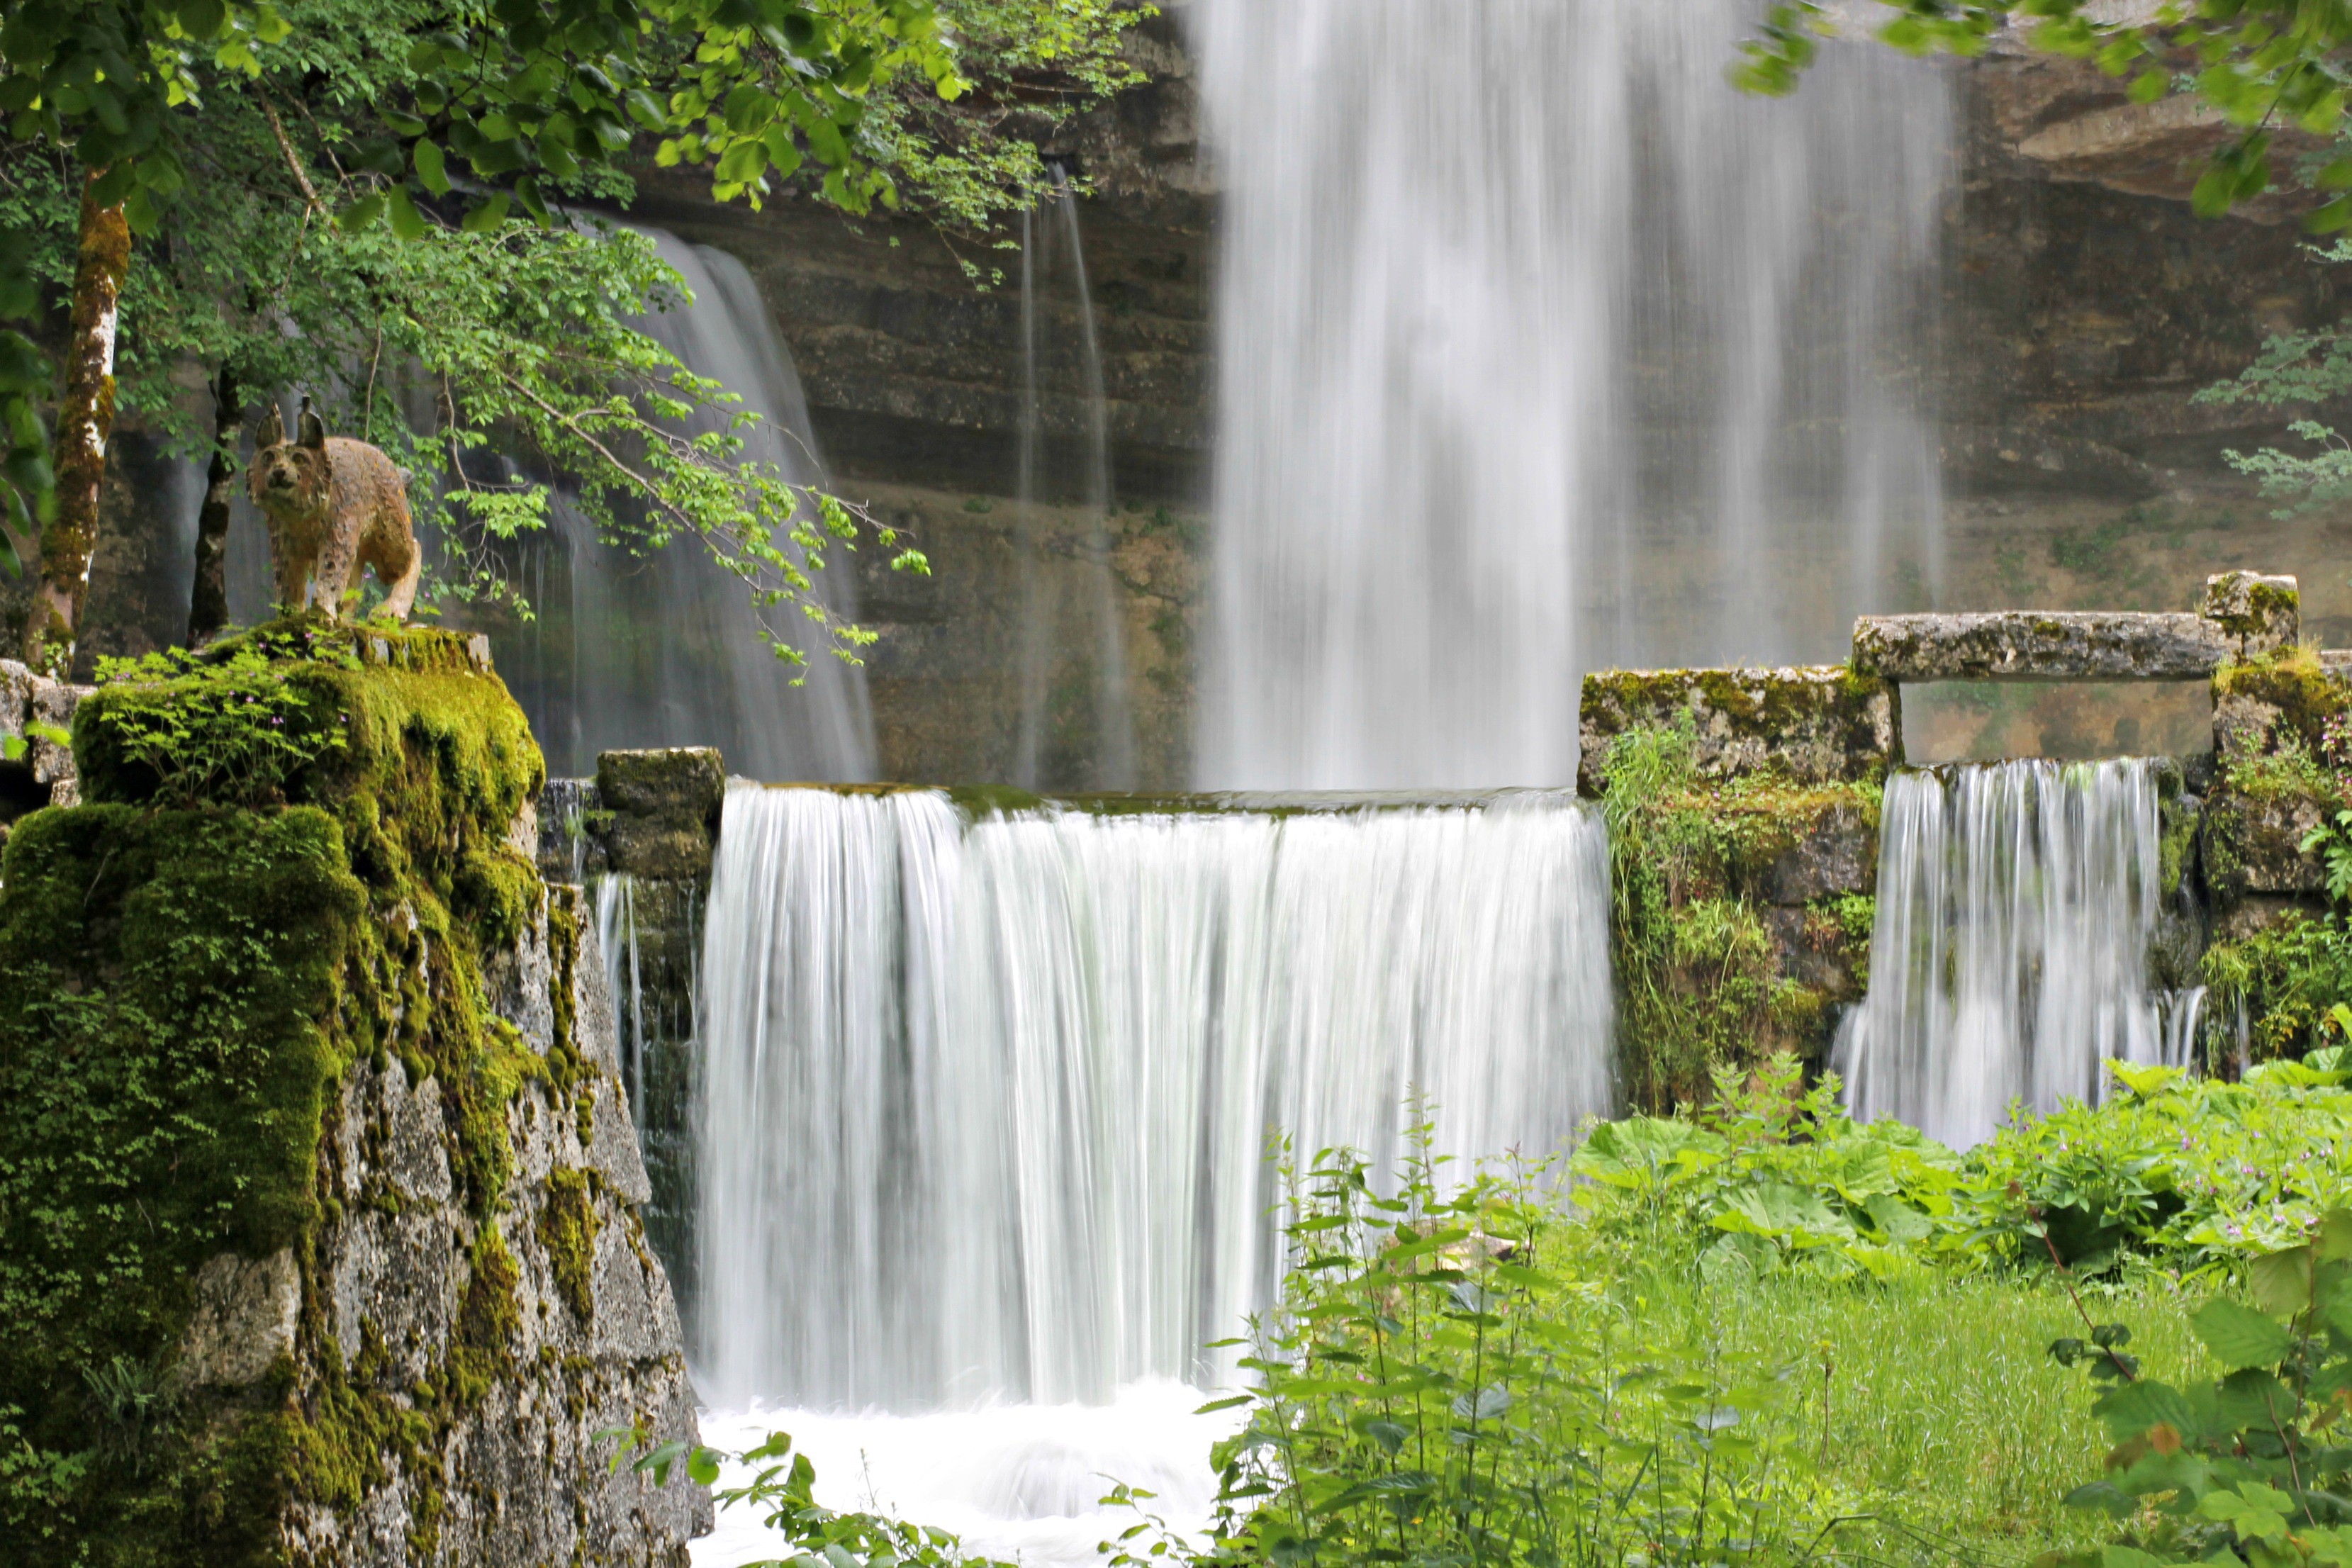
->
[0, 623, 707, 1567]
[1579, 571, 2352, 1101]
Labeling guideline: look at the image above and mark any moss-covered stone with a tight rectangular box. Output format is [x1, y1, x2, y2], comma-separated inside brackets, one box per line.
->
[537, 1168, 603, 1326]
[1578, 663, 1896, 796]
[2201, 570, 2301, 659]
[595, 747, 723, 881]
[0, 620, 705, 1567]
[1597, 723, 1880, 1110]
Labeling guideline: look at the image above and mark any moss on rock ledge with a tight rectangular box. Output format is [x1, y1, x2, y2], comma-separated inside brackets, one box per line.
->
[0, 620, 705, 1567]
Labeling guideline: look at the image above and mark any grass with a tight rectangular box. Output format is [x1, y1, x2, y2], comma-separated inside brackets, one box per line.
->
[1664, 1266, 2201, 1555]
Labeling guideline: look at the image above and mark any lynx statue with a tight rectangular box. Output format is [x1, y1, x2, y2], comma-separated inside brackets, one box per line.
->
[249, 401, 422, 622]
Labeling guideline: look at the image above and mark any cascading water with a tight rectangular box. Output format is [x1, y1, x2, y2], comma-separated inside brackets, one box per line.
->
[694, 783, 1615, 1416]
[1190, 0, 1951, 789]
[1012, 175, 1136, 791]
[503, 230, 875, 781]
[1835, 758, 2181, 1148]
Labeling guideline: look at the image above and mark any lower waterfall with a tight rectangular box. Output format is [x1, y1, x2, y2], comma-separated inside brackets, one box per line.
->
[1835, 758, 2178, 1149]
[693, 783, 1616, 1414]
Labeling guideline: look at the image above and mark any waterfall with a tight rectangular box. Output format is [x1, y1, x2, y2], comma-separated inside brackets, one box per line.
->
[1191, 0, 1951, 789]
[501, 230, 876, 782]
[1012, 174, 1136, 792]
[694, 783, 1615, 1411]
[1835, 759, 2173, 1148]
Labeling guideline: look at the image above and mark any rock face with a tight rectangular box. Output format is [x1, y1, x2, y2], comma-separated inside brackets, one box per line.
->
[0, 624, 707, 1567]
[535, 749, 722, 1331]
[283, 885, 708, 1567]
[1577, 665, 1898, 795]
[0, 656, 86, 814]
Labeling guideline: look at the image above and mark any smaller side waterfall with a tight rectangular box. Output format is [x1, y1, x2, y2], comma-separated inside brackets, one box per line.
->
[694, 785, 1615, 1412]
[1012, 174, 1136, 792]
[1837, 758, 2173, 1147]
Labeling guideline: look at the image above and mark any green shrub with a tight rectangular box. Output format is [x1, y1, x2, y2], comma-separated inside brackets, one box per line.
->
[1180, 1118, 1846, 1568]
[2046, 1209, 2352, 1567]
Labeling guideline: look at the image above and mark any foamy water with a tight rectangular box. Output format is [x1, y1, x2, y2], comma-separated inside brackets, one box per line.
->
[688, 1382, 1232, 1568]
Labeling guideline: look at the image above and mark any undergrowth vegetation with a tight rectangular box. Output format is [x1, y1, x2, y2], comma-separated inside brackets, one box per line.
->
[669, 1051, 2352, 1568]
[1601, 722, 1875, 1111]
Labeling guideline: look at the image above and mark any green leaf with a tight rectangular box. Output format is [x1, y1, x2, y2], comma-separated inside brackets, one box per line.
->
[337, 193, 388, 233]
[2251, 1245, 2314, 1317]
[386, 186, 427, 242]
[2193, 1298, 2293, 1370]
[177, 0, 228, 38]
[460, 193, 511, 233]
[414, 140, 451, 197]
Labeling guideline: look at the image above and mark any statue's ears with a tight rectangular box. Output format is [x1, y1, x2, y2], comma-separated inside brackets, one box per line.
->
[298, 398, 326, 450]
[255, 404, 285, 449]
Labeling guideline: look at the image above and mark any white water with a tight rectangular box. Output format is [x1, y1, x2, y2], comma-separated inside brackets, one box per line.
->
[1192, 0, 1951, 788]
[505, 230, 875, 780]
[1836, 760, 2175, 1148]
[694, 1383, 1231, 1568]
[693, 782, 1615, 1416]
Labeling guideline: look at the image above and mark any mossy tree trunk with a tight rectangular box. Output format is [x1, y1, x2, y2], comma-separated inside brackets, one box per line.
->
[29, 176, 130, 673]
[186, 367, 241, 645]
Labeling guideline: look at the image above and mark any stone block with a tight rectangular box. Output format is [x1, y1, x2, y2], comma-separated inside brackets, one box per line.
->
[2202, 571, 2300, 659]
[597, 747, 727, 881]
[1752, 800, 1878, 905]
[0, 656, 87, 810]
[2204, 791, 2331, 899]
[1851, 610, 2228, 682]
[1578, 665, 1896, 795]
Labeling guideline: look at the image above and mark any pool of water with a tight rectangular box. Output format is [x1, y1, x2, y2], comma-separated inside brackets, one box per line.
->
[690, 1380, 1233, 1568]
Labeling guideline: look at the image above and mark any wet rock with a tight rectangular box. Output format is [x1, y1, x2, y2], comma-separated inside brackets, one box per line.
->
[1577, 665, 1896, 794]
[597, 748, 726, 881]
[1852, 610, 2229, 682]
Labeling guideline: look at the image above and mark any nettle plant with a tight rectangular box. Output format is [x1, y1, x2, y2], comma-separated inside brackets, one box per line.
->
[2052, 1209, 2352, 1567]
[1180, 1121, 1844, 1568]
[83, 627, 360, 810]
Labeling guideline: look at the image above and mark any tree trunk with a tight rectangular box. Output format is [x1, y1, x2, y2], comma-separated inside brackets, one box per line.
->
[28, 176, 130, 672]
[187, 367, 241, 645]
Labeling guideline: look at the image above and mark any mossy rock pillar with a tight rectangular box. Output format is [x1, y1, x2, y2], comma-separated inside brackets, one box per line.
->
[0, 622, 708, 1566]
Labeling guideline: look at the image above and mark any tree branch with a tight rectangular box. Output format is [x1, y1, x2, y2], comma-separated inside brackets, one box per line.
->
[259, 97, 323, 213]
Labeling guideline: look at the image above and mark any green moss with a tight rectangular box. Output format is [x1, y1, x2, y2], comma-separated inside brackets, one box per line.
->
[537, 1168, 603, 1324]
[2212, 647, 2352, 758]
[1600, 723, 1875, 1109]
[2201, 912, 2352, 1062]
[1, 620, 565, 1566]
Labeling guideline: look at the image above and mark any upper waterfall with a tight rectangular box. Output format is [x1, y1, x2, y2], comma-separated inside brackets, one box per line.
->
[694, 783, 1615, 1411]
[501, 230, 876, 782]
[1190, 0, 1952, 789]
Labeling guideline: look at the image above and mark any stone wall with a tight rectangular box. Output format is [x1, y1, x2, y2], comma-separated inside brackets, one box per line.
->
[0, 624, 707, 1566]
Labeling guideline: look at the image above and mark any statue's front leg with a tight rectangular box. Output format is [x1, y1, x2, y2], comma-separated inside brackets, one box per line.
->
[310, 521, 363, 622]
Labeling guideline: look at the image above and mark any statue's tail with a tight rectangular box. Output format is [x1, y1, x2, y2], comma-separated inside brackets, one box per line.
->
[382, 536, 422, 621]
